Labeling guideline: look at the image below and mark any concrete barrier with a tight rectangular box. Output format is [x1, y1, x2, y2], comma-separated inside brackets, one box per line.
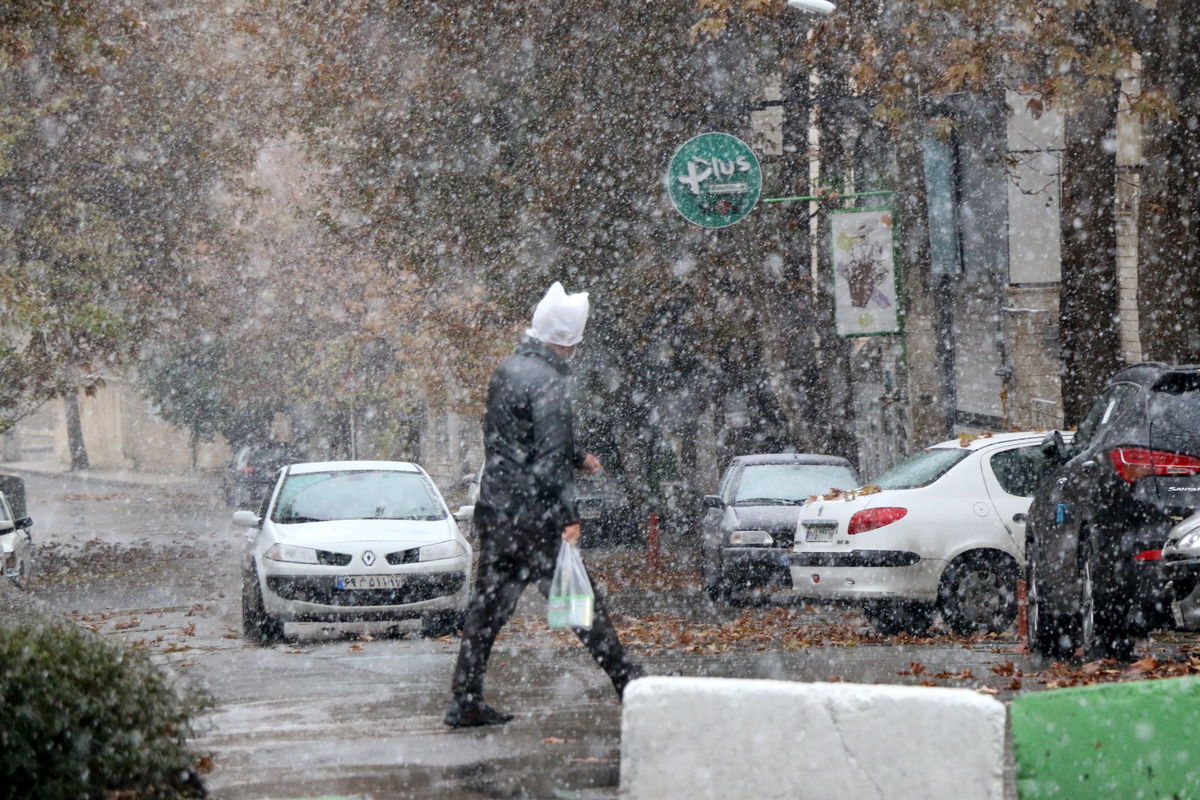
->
[620, 676, 1006, 800]
[1011, 675, 1200, 799]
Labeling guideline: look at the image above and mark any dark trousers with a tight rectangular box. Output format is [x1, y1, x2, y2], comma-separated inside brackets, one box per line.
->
[450, 523, 640, 705]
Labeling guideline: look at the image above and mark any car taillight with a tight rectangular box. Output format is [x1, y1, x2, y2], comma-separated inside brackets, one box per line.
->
[847, 507, 907, 535]
[1109, 448, 1200, 483]
[1134, 549, 1163, 562]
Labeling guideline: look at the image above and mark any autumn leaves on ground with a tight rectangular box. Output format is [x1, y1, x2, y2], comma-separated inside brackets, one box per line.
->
[38, 539, 1200, 696]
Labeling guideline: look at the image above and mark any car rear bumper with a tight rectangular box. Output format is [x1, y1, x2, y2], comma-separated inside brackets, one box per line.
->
[788, 552, 941, 603]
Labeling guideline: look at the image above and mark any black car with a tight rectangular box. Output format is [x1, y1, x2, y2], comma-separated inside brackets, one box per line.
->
[575, 473, 639, 545]
[701, 454, 860, 604]
[222, 443, 303, 508]
[1026, 363, 1200, 660]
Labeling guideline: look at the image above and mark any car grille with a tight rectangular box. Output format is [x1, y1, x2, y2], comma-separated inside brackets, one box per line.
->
[386, 548, 422, 565]
[266, 572, 466, 606]
[316, 550, 352, 566]
[771, 528, 795, 547]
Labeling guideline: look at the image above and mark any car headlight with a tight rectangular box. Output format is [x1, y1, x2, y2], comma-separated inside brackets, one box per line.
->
[419, 540, 467, 562]
[1173, 528, 1200, 553]
[728, 530, 773, 546]
[264, 543, 319, 564]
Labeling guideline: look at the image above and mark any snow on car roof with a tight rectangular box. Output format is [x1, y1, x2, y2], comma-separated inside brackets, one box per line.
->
[927, 430, 1060, 451]
[286, 460, 423, 474]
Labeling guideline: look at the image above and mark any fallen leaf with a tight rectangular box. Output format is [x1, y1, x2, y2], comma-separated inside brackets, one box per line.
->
[113, 618, 140, 630]
[990, 660, 1019, 677]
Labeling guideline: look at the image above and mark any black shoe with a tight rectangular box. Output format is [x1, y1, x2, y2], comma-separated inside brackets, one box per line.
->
[444, 699, 513, 728]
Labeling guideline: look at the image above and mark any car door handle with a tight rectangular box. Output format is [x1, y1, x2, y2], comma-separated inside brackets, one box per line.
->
[1013, 513, 1028, 524]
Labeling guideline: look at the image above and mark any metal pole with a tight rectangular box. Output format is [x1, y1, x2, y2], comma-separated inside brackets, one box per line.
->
[762, 189, 894, 204]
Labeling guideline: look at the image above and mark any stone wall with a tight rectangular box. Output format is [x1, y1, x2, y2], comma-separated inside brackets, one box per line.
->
[1002, 286, 1063, 430]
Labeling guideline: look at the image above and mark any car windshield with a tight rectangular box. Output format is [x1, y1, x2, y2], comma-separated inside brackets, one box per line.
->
[271, 470, 446, 523]
[733, 463, 858, 505]
[870, 448, 969, 490]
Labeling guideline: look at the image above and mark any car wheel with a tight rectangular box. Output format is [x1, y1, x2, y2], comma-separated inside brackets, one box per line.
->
[420, 610, 466, 638]
[242, 569, 284, 644]
[1027, 541, 1079, 659]
[702, 546, 728, 604]
[862, 600, 934, 636]
[7, 554, 30, 589]
[1080, 538, 1135, 661]
[939, 553, 1018, 636]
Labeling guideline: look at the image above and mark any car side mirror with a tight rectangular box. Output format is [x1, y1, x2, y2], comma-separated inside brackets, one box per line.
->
[14, 516, 31, 530]
[1040, 430, 1067, 463]
[702, 495, 725, 510]
[454, 505, 475, 523]
[232, 510, 261, 528]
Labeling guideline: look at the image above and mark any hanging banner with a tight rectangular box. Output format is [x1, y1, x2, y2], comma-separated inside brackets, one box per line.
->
[666, 132, 762, 228]
[830, 207, 900, 337]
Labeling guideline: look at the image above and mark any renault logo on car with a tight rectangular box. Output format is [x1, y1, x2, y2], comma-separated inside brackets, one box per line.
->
[362, 550, 376, 566]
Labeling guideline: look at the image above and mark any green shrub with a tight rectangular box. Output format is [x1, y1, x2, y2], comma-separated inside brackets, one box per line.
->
[0, 622, 209, 799]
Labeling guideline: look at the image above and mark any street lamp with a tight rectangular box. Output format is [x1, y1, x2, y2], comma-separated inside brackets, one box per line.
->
[786, 0, 835, 15]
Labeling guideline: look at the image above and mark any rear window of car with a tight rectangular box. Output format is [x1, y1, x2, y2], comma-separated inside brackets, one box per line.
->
[1151, 373, 1200, 433]
[870, 448, 969, 490]
[989, 445, 1057, 497]
[732, 463, 858, 505]
[271, 470, 445, 523]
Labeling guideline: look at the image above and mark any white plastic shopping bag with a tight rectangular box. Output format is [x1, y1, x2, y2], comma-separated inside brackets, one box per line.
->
[547, 540, 594, 629]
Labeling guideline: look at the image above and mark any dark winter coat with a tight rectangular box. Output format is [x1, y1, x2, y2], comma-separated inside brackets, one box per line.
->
[474, 338, 585, 549]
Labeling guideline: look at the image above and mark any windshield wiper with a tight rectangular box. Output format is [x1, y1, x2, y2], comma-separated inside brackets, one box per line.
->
[275, 515, 326, 524]
[735, 498, 800, 506]
[375, 515, 444, 521]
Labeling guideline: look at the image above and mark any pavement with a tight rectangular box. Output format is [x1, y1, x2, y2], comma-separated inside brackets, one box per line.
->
[0, 460, 219, 493]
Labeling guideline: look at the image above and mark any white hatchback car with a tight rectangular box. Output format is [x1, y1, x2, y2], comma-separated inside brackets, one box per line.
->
[789, 432, 1067, 636]
[234, 460, 473, 643]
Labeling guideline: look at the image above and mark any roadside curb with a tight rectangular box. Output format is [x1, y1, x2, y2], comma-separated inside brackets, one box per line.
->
[621, 676, 1006, 799]
[1011, 675, 1200, 798]
[0, 462, 218, 494]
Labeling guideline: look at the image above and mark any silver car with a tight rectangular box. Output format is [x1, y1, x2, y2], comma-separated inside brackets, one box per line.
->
[1163, 511, 1200, 629]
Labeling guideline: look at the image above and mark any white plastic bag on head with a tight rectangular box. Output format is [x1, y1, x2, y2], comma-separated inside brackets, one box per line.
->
[547, 540, 594, 629]
[526, 281, 589, 346]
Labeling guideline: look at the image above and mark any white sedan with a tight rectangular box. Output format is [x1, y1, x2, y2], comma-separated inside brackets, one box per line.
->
[234, 460, 473, 643]
[789, 432, 1066, 636]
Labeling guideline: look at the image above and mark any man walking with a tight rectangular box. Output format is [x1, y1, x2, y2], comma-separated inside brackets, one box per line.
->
[444, 282, 643, 728]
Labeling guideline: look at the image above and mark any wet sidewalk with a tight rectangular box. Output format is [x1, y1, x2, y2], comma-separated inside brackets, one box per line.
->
[0, 460, 219, 493]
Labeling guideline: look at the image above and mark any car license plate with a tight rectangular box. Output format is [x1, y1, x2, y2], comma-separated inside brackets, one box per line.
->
[804, 525, 835, 543]
[579, 507, 601, 520]
[336, 575, 405, 590]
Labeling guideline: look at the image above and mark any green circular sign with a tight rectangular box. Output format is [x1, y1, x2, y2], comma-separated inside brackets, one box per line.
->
[666, 132, 762, 228]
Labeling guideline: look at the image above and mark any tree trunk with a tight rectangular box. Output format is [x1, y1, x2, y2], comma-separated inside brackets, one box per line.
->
[1059, 80, 1123, 426]
[1138, 0, 1200, 364]
[65, 391, 89, 471]
[810, 78, 860, 462]
[894, 132, 949, 448]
